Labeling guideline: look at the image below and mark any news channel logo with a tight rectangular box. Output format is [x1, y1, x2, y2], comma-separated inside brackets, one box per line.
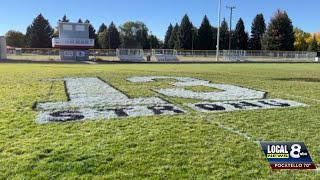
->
[260, 142, 316, 170]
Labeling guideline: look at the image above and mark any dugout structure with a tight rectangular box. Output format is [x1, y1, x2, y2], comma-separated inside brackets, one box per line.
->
[52, 22, 94, 61]
[0, 36, 7, 59]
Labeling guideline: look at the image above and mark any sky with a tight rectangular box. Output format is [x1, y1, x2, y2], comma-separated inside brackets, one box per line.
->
[0, 0, 319, 40]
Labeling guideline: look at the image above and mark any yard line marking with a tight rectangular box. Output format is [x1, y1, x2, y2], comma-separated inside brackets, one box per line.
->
[211, 121, 320, 172]
[199, 114, 261, 145]
[215, 122, 260, 145]
[202, 114, 320, 171]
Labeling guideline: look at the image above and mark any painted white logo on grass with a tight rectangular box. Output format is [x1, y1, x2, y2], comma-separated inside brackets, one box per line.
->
[188, 99, 306, 112]
[127, 76, 266, 101]
[35, 77, 185, 123]
[35, 76, 306, 123]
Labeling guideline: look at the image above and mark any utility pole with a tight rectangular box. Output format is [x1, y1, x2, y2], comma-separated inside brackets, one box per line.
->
[150, 31, 152, 49]
[192, 27, 196, 56]
[108, 30, 111, 49]
[226, 6, 236, 52]
[216, 0, 222, 61]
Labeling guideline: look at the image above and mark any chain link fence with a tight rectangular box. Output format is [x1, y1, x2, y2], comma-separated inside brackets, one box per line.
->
[5, 48, 318, 62]
[176, 50, 317, 62]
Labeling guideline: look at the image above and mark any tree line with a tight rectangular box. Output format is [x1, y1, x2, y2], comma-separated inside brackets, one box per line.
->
[4, 11, 320, 51]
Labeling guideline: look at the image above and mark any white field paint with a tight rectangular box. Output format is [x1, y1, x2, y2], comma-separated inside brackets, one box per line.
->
[217, 123, 260, 145]
[35, 76, 317, 170]
[36, 76, 307, 124]
[127, 76, 266, 101]
[37, 77, 167, 111]
[36, 105, 186, 123]
[35, 77, 186, 123]
[188, 99, 307, 113]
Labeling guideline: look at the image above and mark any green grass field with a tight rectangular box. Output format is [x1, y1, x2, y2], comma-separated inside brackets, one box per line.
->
[0, 63, 320, 179]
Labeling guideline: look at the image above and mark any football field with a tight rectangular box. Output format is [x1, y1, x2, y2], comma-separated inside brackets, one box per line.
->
[0, 63, 319, 179]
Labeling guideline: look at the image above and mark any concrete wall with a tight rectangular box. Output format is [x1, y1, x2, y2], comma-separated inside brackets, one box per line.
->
[60, 49, 89, 61]
[0, 36, 7, 59]
[59, 22, 89, 39]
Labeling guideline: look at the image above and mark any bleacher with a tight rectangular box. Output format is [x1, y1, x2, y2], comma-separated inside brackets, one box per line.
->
[152, 49, 179, 62]
[223, 50, 247, 61]
[153, 54, 179, 62]
[118, 55, 145, 62]
[117, 49, 145, 62]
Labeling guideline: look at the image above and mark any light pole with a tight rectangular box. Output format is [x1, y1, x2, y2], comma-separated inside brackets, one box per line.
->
[108, 30, 111, 49]
[227, 6, 236, 52]
[216, 0, 222, 61]
[150, 31, 153, 49]
[192, 27, 196, 56]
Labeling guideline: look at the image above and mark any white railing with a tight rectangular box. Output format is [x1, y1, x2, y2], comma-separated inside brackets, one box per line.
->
[52, 38, 94, 47]
[152, 49, 177, 56]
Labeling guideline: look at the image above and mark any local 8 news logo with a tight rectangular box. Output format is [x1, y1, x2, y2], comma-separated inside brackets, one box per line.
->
[260, 142, 317, 170]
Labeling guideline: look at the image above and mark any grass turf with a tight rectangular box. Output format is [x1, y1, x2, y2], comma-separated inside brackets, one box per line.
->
[0, 63, 320, 179]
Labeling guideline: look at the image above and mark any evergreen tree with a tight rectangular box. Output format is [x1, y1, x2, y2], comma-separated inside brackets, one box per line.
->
[97, 23, 108, 48]
[25, 14, 53, 48]
[192, 28, 199, 50]
[232, 18, 249, 50]
[53, 15, 70, 37]
[308, 34, 319, 51]
[148, 35, 160, 49]
[159, 40, 164, 49]
[25, 26, 32, 45]
[168, 23, 181, 49]
[98, 30, 108, 49]
[78, 19, 83, 23]
[98, 23, 107, 34]
[219, 18, 229, 50]
[198, 15, 213, 50]
[85, 20, 99, 48]
[249, 13, 266, 50]
[264, 9, 294, 50]
[108, 22, 121, 49]
[180, 14, 193, 49]
[135, 23, 149, 49]
[59, 15, 69, 22]
[174, 33, 182, 49]
[164, 24, 173, 48]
